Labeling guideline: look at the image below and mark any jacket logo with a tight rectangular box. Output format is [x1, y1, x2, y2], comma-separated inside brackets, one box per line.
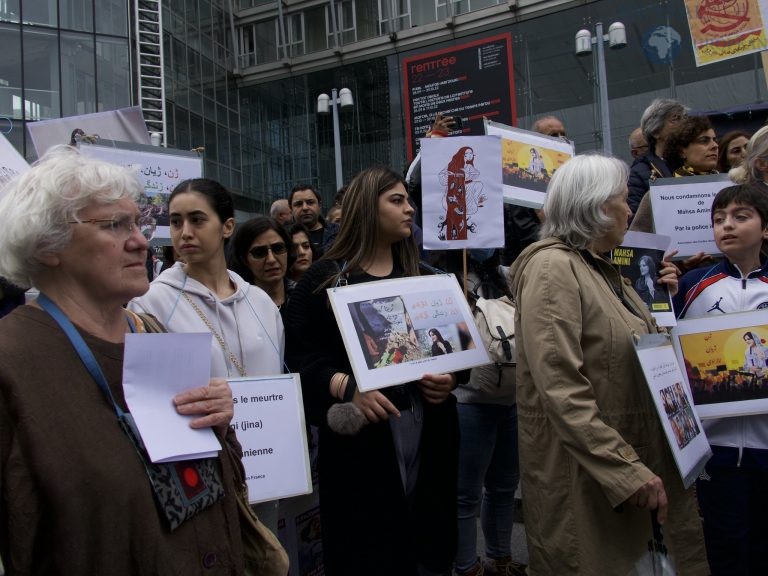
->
[707, 297, 725, 314]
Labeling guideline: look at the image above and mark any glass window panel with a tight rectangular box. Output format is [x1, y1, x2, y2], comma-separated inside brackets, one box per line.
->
[60, 0, 94, 32]
[175, 105, 191, 150]
[96, 35, 130, 111]
[95, 0, 127, 36]
[0, 0, 20, 23]
[204, 158, 217, 180]
[201, 56, 215, 100]
[0, 24, 22, 119]
[255, 20, 277, 64]
[189, 88, 203, 115]
[22, 27, 59, 120]
[218, 123, 230, 166]
[165, 100, 175, 148]
[304, 6, 326, 53]
[22, 0, 56, 26]
[2, 118, 24, 159]
[188, 48, 201, 90]
[61, 32, 96, 116]
[190, 112, 204, 150]
[354, 0, 377, 40]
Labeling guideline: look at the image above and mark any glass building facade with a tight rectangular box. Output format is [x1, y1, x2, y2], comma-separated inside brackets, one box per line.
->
[1, 0, 766, 213]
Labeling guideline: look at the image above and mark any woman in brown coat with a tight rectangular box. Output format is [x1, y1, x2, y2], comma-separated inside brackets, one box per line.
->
[510, 154, 708, 575]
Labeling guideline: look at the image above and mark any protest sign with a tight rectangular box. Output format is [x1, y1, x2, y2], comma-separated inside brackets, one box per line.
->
[327, 275, 490, 392]
[0, 132, 29, 200]
[635, 334, 711, 488]
[484, 119, 573, 209]
[229, 374, 312, 503]
[420, 135, 503, 249]
[672, 310, 768, 419]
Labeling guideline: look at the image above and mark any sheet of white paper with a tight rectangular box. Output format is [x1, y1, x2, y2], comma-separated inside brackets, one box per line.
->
[229, 375, 312, 503]
[123, 332, 220, 463]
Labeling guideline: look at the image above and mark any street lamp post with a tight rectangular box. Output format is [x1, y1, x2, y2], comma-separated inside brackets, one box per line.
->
[575, 22, 627, 155]
[317, 87, 354, 190]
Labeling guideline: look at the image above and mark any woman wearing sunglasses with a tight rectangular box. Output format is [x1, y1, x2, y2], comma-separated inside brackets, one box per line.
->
[129, 179, 285, 529]
[228, 216, 293, 310]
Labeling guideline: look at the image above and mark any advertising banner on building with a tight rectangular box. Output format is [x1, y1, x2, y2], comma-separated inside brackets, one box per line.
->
[402, 33, 516, 160]
[684, 0, 768, 66]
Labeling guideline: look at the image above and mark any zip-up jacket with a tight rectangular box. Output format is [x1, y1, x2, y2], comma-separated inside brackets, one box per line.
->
[673, 257, 768, 467]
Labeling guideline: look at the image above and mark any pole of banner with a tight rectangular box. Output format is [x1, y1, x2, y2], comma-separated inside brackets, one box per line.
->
[462, 249, 468, 300]
[761, 52, 768, 94]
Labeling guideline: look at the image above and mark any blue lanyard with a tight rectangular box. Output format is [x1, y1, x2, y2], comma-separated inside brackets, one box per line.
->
[37, 293, 134, 420]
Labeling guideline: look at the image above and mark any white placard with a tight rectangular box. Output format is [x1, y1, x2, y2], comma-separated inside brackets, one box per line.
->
[0, 132, 29, 200]
[634, 334, 711, 488]
[484, 119, 574, 209]
[229, 375, 312, 504]
[672, 310, 768, 419]
[420, 135, 504, 249]
[610, 231, 675, 327]
[327, 274, 491, 392]
[649, 175, 732, 258]
[79, 140, 202, 243]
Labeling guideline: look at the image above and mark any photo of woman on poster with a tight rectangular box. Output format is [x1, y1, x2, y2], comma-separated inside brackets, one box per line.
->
[429, 328, 453, 356]
[744, 331, 768, 372]
[634, 254, 663, 307]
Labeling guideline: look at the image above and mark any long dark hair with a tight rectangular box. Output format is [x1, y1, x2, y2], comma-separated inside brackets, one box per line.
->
[664, 116, 714, 172]
[169, 178, 234, 224]
[321, 166, 420, 287]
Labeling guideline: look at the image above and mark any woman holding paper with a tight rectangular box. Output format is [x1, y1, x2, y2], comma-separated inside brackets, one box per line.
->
[0, 147, 250, 575]
[509, 154, 707, 574]
[284, 166, 459, 576]
[128, 178, 284, 529]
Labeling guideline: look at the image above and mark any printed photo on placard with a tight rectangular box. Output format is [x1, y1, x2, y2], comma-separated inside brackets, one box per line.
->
[610, 231, 675, 326]
[328, 275, 490, 392]
[672, 310, 768, 419]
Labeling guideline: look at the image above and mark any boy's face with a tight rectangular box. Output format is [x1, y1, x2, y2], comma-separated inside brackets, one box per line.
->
[713, 202, 768, 261]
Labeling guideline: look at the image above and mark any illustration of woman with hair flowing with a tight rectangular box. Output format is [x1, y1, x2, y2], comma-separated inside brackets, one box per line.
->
[438, 147, 485, 241]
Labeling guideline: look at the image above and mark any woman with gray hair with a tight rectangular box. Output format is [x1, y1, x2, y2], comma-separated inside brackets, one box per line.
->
[0, 146, 251, 575]
[509, 155, 707, 574]
[628, 98, 688, 214]
[729, 125, 768, 189]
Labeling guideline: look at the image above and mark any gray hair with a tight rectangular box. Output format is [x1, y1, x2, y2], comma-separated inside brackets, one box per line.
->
[730, 125, 768, 185]
[269, 198, 289, 218]
[540, 154, 629, 250]
[640, 98, 688, 142]
[0, 145, 142, 287]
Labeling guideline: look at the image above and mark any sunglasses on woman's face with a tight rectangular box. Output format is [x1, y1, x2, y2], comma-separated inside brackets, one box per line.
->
[249, 242, 288, 259]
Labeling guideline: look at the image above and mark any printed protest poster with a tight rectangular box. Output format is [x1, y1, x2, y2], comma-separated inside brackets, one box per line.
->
[650, 175, 732, 258]
[402, 33, 515, 159]
[610, 231, 675, 326]
[327, 275, 490, 392]
[420, 135, 503, 249]
[0, 132, 29, 200]
[229, 374, 312, 503]
[672, 310, 768, 419]
[484, 119, 574, 209]
[684, 0, 768, 67]
[635, 334, 711, 488]
[79, 139, 202, 243]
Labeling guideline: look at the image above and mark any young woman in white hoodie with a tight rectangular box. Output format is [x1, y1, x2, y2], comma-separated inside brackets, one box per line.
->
[129, 178, 284, 527]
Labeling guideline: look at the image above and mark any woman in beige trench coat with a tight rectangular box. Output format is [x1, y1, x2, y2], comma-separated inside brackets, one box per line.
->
[509, 155, 708, 575]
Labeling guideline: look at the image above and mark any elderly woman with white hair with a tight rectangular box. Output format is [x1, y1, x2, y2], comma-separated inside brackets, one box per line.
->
[509, 155, 708, 574]
[0, 146, 252, 575]
[730, 125, 768, 190]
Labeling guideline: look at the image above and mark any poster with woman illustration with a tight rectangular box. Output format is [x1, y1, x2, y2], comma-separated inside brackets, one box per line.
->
[419, 136, 503, 250]
[484, 119, 574, 209]
[327, 275, 490, 392]
[672, 309, 768, 419]
[609, 231, 675, 326]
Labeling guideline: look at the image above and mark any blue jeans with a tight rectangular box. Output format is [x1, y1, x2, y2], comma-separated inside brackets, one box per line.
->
[455, 403, 520, 572]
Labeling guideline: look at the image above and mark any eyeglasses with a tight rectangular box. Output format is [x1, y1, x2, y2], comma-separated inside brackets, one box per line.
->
[67, 215, 139, 239]
[249, 242, 288, 259]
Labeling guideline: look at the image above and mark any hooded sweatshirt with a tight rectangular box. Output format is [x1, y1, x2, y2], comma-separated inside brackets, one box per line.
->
[129, 262, 284, 378]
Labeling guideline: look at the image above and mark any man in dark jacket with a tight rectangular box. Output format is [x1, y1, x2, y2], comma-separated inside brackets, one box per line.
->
[628, 99, 687, 215]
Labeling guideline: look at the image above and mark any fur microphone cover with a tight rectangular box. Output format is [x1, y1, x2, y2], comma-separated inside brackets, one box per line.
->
[327, 402, 368, 435]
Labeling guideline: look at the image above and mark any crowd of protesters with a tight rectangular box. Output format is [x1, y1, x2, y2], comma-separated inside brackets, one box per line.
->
[0, 95, 766, 576]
